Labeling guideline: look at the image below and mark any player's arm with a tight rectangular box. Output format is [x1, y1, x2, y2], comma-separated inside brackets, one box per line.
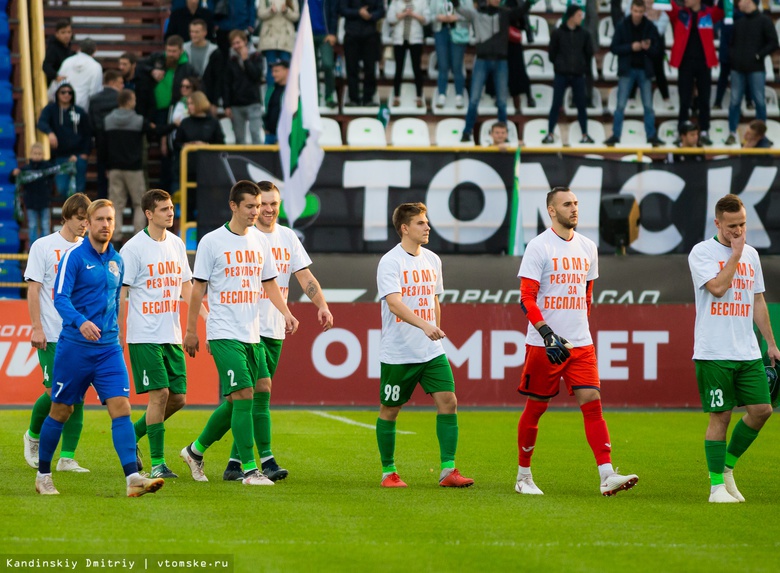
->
[754, 293, 780, 366]
[519, 277, 572, 365]
[54, 252, 98, 341]
[181, 280, 209, 321]
[183, 279, 207, 357]
[26, 281, 47, 350]
[434, 294, 441, 328]
[294, 268, 333, 331]
[385, 292, 446, 341]
[118, 286, 129, 348]
[586, 280, 594, 316]
[704, 235, 745, 298]
[262, 277, 299, 334]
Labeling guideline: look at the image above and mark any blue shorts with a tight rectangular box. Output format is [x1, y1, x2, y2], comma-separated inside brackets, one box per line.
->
[51, 339, 130, 406]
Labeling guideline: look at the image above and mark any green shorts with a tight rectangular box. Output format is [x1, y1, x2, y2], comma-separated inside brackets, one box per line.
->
[128, 343, 187, 395]
[379, 354, 455, 407]
[259, 336, 283, 380]
[38, 343, 56, 389]
[695, 359, 770, 412]
[209, 339, 262, 396]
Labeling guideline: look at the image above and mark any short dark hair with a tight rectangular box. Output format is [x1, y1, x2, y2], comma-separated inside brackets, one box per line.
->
[547, 186, 570, 207]
[117, 89, 135, 107]
[491, 122, 508, 132]
[748, 119, 767, 137]
[142, 189, 171, 214]
[229, 29, 247, 43]
[55, 20, 71, 32]
[392, 202, 427, 238]
[256, 181, 280, 194]
[103, 69, 122, 85]
[229, 180, 261, 206]
[190, 18, 208, 30]
[61, 193, 91, 221]
[119, 52, 137, 64]
[80, 38, 97, 55]
[631, 0, 646, 8]
[166, 35, 184, 48]
[715, 194, 744, 219]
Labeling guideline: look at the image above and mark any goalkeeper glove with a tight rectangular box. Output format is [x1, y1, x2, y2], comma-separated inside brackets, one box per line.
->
[538, 324, 573, 365]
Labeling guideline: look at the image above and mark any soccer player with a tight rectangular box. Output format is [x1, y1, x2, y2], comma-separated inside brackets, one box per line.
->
[222, 181, 333, 482]
[119, 189, 206, 479]
[515, 186, 638, 497]
[180, 180, 299, 486]
[688, 193, 778, 503]
[35, 199, 164, 497]
[23, 193, 92, 472]
[375, 202, 474, 489]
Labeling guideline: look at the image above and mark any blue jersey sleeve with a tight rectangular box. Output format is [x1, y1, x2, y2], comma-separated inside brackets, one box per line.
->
[54, 247, 88, 330]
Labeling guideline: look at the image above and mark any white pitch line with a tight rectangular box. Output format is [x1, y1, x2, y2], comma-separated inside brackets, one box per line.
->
[308, 411, 416, 434]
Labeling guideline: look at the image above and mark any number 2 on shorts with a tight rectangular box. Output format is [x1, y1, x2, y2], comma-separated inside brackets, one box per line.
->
[710, 388, 724, 408]
[227, 369, 236, 387]
[384, 384, 400, 402]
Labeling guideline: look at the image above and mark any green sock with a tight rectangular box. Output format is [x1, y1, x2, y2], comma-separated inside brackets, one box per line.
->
[195, 401, 234, 453]
[705, 440, 727, 486]
[134, 413, 148, 441]
[376, 418, 396, 472]
[229, 440, 240, 462]
[148, 422, 166, 466]
[231, 399, 257, 472]
[253, 391, 272, 459]
[436, 413, 458, 470]
[60, 402, 84, 459]
[29, 392, 52, 438]
[726, 419, 760, 469]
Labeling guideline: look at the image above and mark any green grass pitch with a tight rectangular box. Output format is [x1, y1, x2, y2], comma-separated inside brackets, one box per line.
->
[2, 409, 779, 573]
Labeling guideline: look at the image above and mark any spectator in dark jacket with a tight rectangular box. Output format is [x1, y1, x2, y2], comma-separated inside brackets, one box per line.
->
[10, 143, 58, 246]
[43, 20, 74, 85]
[544, 5, 594, 144]
[166, 0, 215, 41]
[263, 61, 288, 144]
[224, 30, 264, 144]
[725, 0, 778, 145]
[214, 0, 257, 59]
[89, 69, 125, 199]
[340, 0, 385, 106]
[605, 0, 662, 146]
[184, 19, 223, 108]
[310, 0, 340, 108]
[742, 119, 774, 149]
[104, 90, 154, 242]
[118, 52, 138, 91]
[456, 0, 528, 142]
[36, 82, 92, 197]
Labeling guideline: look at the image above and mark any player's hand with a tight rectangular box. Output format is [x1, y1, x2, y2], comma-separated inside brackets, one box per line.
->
[538, 324, 573, 365]
[206, 341, 212, 355]
[31, 328, 47, 350]
[284, 313, 299, 335]
[318, 307, 334, 331]
[767, 345, 780, 368]
[48, 133, 58, 149]
[729, 229, 746, 258]
[422, 323, 446, 341]
[184, 332, 199, 357]
[79, 321, 101, 342]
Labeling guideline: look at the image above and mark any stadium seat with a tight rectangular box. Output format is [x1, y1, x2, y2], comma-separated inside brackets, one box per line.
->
[598, 17, 614, 48]
[620, 154, 653, 163]
[765, 119, 780, 148]
[479, 118, 519, 147]
[708, 119, 738, 147]
[391, 118, 431, 147]
[664, 24, 673, 47]
[0, 185, 14, 218]
[765, 56, 776, 83]
[569, 119, 606, 146]
[430, 85, 468, 116]
[653, 86, 679, 118]
[663, 51, 678, 81]
[340, 86, 380, 115]
[524, 49, 554, 80]
[0, 149, 18, 178]
[741, 86, 780, 118]
[657, 120, 679, 145]
[597, 0, 611, 13]
[346, 117, 387, 146]
[710, 61, 720, 82]
[337, 17, 345, 44]
[383, 55, 415, 81]
[521, 84, 553, 116]
[0, 259, 21, 299]
[218, 116, 264, 145]
[615, 120, 651, 148]
[318, 83, 338, 116]
[436, 118, 473, 147]
[0, 219, 20, 253]
[710, 87, 730, 118]
[426, 51, 467, 82]
[607, 87, 644, 116]
[476, 81, 517, 116]
[602, 52, 619, 81]
[0, 80, 12, 116]
[0, 47, 10, 82]
[523, 118, 563, 147]
[523, 16, 551, 46]
[319, 117, 343, 146]
[389, 83, 427, 115]
[565, 87, 604, 116]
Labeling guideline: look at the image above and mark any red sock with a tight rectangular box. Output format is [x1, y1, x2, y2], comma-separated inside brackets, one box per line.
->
[517, 399, 548, 466]
[581, 399, 612, 465]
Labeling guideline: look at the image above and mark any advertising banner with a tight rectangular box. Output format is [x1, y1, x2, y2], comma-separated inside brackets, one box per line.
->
[192, 149, 780, 255]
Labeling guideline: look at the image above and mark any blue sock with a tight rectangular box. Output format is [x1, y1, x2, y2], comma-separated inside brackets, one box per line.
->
[39, 416, 65, 474]
[111, 416, 138, 477]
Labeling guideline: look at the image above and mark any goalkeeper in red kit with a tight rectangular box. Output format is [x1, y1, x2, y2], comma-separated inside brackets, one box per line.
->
[514, 186, 639, 496]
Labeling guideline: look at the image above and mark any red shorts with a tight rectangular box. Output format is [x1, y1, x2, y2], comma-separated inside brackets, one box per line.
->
[517, 345, 601, 399]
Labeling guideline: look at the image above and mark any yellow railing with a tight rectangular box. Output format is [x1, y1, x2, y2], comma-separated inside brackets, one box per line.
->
[29, 0, 51, 157]
[16, 0, 37, 156]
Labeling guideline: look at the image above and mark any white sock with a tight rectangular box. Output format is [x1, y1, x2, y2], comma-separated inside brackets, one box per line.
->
[260, 455, 274, 464]
[440, 468, 454, 480]
[517, 466, 532, 480]
[126, 472, 140, 485]
[37, 471, 51, 478]
[190, 442, 204, 456]
[598, 463, 615, 483]
[724, 467, 734, 474]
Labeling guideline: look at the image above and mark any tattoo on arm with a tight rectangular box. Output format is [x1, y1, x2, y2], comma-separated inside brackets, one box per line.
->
[305, 279, 320, 300]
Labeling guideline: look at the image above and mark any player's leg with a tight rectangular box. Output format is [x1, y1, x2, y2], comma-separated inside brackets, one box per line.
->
[723, 359, 773, 502]
[256, 338, 286, 481]
[147, 344, 187, 478]
[25, 345, 56, 468]
[425, 355, 473, 488]
[570, 346, 637, 496]
[695, 359, 740, 503]
[57, 400, 90, 472]
[377, 362, 419, 488]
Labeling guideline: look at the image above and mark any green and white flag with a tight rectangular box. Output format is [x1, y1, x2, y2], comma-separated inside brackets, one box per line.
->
[278, 1, 324, 228]
[507, 146, 524, 256]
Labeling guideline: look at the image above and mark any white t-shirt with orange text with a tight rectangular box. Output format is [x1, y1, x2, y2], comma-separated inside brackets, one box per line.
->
[518, 228, 598, 347]
[193, 224, 277, 343]
[377, 244, 445, 364]
[688, 238, 764, 360]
